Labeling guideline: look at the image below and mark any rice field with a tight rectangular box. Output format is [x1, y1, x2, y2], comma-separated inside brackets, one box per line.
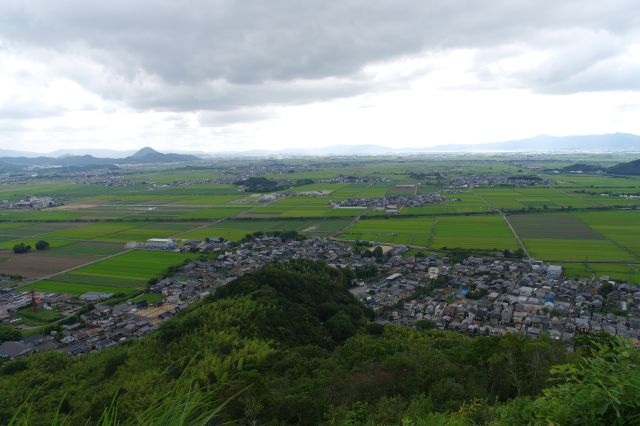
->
[1, 159, 640, 289]
[24, 251, 195, 295]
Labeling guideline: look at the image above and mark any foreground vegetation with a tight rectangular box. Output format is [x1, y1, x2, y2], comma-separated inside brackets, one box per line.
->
[1, 260, 638, 425]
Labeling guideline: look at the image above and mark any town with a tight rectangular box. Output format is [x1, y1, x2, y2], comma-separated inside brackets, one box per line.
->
[2, 234, 639, 360]
[330, 192, 449, 210]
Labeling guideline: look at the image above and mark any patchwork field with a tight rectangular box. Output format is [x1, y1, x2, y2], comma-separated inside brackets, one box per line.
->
[575, 211, 640, 257]
[507, 211, 640, 263]
[23, 251, 195, 295]
[176, 218, 351, 241]
[1, 157, 640, 290]
[340, 214, 518, 251]
[0, 249, 92, 279]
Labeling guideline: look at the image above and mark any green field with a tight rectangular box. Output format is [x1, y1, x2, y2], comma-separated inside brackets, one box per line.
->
[1, 156, 640, 287]
[506, 211, 640, 265]
[561, 262, 640, 283]
[177, 218, 350, 241]
[23, 251, 195, 295]
[341, 217, 435, 246]
[46, 241, 126, 257]
[430, 215, 518, 251]
[524, 239, 635, 262]
[340, 214, 518, 251]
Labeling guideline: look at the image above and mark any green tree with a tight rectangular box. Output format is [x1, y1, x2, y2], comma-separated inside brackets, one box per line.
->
[12, 243, 30, 254]
[35, 240, 50, 251]
[0, 326, 21, 344]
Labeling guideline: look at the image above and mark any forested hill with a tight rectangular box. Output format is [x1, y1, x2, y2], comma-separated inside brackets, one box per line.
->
[1, 260, 639, 425]
[608, 158, 640, 175]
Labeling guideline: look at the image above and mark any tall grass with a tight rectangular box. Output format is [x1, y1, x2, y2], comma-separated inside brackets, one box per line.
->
[9, 373, 244, 425]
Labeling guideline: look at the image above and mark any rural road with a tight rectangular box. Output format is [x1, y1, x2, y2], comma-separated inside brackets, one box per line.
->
[501, 213, 531, 259]
[333, 207, 371, 237]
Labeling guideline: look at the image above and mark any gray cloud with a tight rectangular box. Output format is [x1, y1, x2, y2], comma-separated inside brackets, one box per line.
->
[471, 28, 640, 93]
[1, 0, 639, 113]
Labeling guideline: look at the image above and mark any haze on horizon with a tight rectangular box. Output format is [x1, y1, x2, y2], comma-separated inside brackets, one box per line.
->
[1, 1, 640, 154]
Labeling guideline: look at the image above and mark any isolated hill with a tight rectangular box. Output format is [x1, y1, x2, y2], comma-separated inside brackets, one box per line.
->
[121, 147, 199, 164]
[608, 158, 640, 175]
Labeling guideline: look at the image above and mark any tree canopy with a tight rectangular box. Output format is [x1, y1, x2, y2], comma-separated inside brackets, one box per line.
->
[0, 260, 637, 425]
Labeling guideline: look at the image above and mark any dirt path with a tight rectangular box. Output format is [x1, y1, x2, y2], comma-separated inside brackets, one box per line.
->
[502, 213, 531, 259]
[332, 207, 371, 237]
[24, 249, 134, 286]
[426, 216, 439, 247]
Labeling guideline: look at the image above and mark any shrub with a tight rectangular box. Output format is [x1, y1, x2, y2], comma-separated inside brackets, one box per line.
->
[35, 240, 50, 251]
[12, 243, 31, 254]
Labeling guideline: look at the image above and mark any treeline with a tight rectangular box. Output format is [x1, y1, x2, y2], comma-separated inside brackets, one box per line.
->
[0, 260, 638, 425]
[12, 240, 49, 254]
[233, 176, 314, 193]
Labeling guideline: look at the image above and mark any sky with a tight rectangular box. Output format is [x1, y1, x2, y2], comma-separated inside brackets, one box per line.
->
[1, 0, 640, 154]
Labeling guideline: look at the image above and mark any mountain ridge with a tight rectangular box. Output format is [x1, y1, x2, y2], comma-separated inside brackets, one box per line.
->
[0, 147, 201, 170]
[2, 134, 640, 169]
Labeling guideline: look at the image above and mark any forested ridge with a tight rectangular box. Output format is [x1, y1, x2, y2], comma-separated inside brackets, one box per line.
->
[0, 260, 638, 425]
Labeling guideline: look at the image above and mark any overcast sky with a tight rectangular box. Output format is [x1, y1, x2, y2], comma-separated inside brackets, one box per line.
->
[1, 0, 639, 153]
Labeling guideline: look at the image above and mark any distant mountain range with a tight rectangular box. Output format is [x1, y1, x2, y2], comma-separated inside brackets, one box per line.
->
[0, 147, 200, 171]
[212, 133, 640, 156]
[424, 133, 640, 153]
[2, 134, 640, 173]
[0, 148, 137, 158]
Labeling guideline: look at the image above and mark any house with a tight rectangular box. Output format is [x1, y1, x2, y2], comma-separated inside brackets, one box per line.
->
[547, 265, 562, 279]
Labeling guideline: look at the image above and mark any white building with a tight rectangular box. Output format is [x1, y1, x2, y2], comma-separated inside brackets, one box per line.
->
[145, 238, 177, 250]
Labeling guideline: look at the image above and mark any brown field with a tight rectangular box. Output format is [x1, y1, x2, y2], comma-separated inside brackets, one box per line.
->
[508, 213, 603, 240]
[0, 250, 89, 279]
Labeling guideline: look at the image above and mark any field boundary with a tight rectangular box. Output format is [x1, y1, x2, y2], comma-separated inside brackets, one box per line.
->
[502, 214, 530, 258]
[19, 249, 133, 288]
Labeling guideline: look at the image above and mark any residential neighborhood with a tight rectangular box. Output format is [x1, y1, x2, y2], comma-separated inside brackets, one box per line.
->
[2, 235, 640, 361]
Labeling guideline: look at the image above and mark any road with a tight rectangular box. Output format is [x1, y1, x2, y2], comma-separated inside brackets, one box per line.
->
[501, 213, 531, 259]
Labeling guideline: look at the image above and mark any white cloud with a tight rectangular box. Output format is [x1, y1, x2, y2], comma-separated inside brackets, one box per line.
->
[0, 1, 639, 153]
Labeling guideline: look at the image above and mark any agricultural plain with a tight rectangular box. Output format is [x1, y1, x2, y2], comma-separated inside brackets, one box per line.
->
[0, 154, 639, 292]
